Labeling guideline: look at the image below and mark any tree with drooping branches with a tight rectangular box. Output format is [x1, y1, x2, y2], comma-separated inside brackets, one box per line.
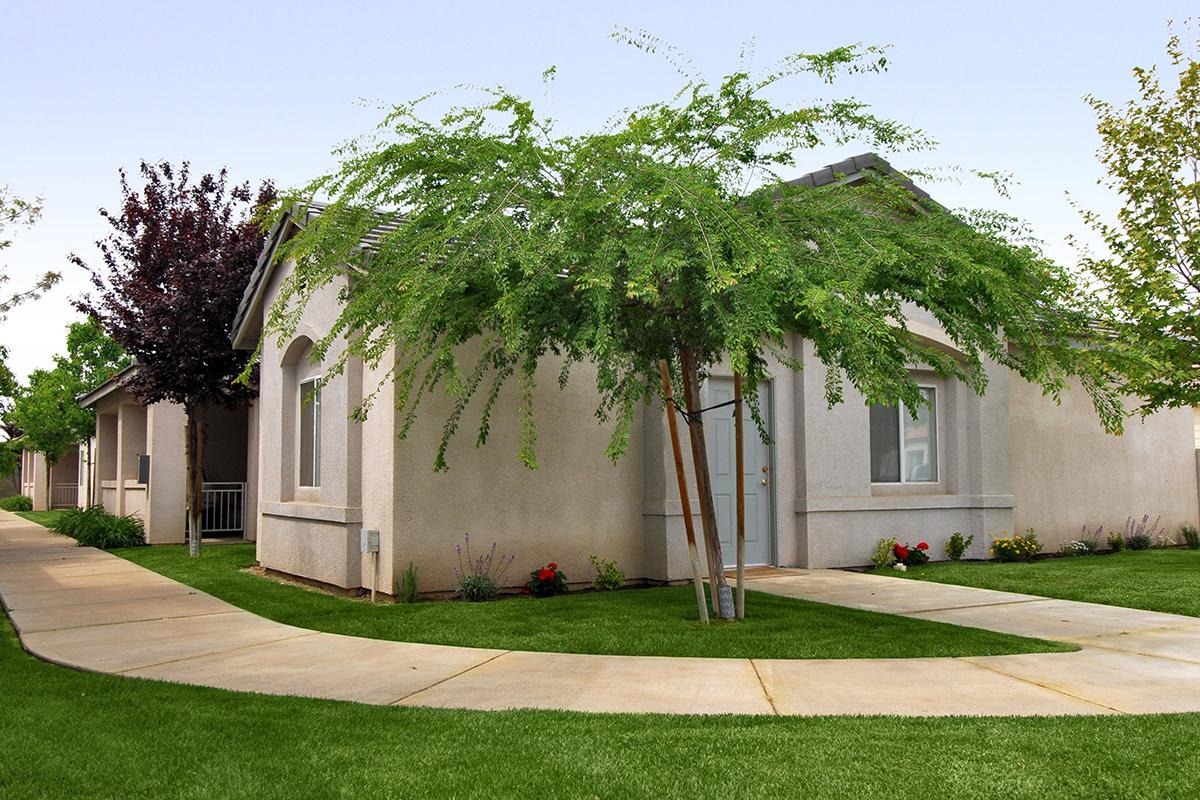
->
[258, 32, 1129, 619]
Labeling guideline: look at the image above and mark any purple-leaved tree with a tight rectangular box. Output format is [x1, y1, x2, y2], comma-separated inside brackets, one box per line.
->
[73, 161, 274, 555]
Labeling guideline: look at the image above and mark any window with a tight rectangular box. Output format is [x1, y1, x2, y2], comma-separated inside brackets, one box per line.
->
[299, 377, 322, 487]
[870, 387, 938, 483]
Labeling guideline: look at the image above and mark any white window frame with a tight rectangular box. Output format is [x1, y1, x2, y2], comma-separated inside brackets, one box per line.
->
[298, 375, 322, 488]
[870, 385, 939, 485]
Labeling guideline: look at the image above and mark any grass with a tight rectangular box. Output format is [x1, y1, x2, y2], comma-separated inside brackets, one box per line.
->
[14, 510, 64, 530]
[894, 549, 1200, 617]
[112, 543, 1072, 659]
[1, 614, 1199, 799]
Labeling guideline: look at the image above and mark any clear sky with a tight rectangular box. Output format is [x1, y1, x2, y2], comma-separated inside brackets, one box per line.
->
[0, 0, 1192, 379]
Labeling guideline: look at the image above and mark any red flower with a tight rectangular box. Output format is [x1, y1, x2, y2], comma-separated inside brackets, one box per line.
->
[917, 542, 929, 551]
[894, 544, 909, 560]
[537, 568, 555, 581]
[547, 562, 558, 570]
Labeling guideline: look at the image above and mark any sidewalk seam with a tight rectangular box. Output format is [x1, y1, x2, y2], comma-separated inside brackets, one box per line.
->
[114, 631, 320, 674]
[960, 657, 1126, 714]
[749, 659, 780, 716]
[388, 650, 513, 706]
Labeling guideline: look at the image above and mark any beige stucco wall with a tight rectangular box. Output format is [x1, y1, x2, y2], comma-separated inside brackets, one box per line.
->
[390, 348, 646, 594]
[255, 266, 366, 589]
[1011, 379, 1199, 548]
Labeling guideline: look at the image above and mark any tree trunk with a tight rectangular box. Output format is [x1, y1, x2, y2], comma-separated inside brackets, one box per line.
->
[734, 373, 746, 620]
[678, 349, 735, 620]
[659, 360, 709, 624]
[45, 457, 54, 512]
[185, 405, 206, 557]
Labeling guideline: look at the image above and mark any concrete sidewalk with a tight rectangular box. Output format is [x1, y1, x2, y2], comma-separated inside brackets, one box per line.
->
[3, 511, 1199, 716]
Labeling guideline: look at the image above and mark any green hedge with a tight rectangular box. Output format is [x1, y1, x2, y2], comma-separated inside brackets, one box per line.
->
[0, 495, 33, 512]
[52, 506, 146, 549]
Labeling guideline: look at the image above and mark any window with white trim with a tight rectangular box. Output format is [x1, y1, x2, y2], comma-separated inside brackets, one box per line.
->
[299, 377, 322, 488]
[869, 387, 938, 483]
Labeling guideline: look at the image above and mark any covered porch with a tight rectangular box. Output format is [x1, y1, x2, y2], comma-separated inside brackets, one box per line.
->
[19, 444, 82, 511]
[80, 370, 258, 544]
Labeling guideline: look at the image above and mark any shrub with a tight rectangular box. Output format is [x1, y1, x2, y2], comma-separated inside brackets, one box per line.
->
[527, 562, 568, 597]
[991, 530, 1042, 562]
[52, 505, 146, 549]
[1107, 531, 1125, 553]
[453, 533, 514, 602]
[871, 537, 897, 569]
[1182, 524, 1200, 550]
[0, 495, 33, 512]
[588, 555, 625, 590]
[1125, 514, 1163, 550]
[397, 561, 418, 603]
[945, 531, 974, 561]
[1060, 540, 1093, 557]
[457, 573, 499, 603]
[893, 540, 930, 567]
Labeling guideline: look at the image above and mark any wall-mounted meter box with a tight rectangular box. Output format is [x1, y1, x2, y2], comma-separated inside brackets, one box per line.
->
[360, 529, 380, 554]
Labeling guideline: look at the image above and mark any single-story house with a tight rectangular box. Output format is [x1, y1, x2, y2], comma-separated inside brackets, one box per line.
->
[230, 154, 1200, 596]
[75, 365, 259, 543]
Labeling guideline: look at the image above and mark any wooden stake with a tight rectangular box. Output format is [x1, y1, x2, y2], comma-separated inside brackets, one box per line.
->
[734, 373, 746, 620]
[679, 349, 735, 620]
[659, 360, 709, 625]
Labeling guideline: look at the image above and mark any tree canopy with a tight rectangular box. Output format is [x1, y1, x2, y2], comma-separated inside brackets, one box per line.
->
[8, 320, 128, 466]
[1076, 23, 1200, 412]
[73, 161, 274, 412]
[0, 186, 60, 321]
[262, 35, 1128, 476]
[73, 160, 274, 555]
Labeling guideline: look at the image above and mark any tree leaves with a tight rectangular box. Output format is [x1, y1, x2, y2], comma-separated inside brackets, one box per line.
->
[262, 39, 1126, 472]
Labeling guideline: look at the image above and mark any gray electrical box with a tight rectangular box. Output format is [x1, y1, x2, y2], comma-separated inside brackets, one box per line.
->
[360, 528, 380, 553]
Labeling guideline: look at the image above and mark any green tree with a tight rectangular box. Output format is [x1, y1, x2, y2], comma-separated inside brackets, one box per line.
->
[0, 346, 20, 480]
[0, 187, 60, 320]
[1076, 23, 1200, 411]
[9, 320, 128, 500]
[260, 35, 1126, 619]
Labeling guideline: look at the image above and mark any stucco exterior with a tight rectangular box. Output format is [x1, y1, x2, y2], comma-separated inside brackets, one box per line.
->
[235, 206, 1200, 596]
[79, 375, 258, 544]
[1011, 378, 1198, 545]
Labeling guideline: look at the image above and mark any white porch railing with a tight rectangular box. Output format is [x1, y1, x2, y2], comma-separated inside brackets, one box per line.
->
[186, 482, 246, 535]
[51, 484, 79, 509]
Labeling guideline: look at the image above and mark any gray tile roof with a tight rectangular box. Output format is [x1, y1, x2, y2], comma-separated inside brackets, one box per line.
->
[784, 152, 931, 201]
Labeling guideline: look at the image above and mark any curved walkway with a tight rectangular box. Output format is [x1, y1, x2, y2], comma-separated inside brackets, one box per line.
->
[3, 511, 1200, 716]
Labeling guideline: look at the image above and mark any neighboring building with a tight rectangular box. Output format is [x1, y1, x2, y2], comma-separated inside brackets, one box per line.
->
[77, 365, 259, 543]
[231, 155, 1200, 596]
[19, 445, 83, 511]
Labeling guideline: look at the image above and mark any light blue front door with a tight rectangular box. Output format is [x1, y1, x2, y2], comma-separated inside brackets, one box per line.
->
[705, 377, 774, 567]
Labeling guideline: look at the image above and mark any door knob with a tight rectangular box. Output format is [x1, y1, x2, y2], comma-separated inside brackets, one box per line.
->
[761, 478, 769, 486]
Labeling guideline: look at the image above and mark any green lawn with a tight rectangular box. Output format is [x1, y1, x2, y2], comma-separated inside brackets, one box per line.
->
[0, 615, 1198, 799]
[114, 543, 1073, 659]
[893, 549, 1200, 617]
[14, 510, 64, 529]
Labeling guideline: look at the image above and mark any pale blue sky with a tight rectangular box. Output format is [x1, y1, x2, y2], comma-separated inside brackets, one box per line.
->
[0, 0, 1192, 379]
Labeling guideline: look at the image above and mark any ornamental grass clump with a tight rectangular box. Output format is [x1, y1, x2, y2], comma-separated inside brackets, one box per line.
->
[1124, 514, 1162, 550]
[52, 505, 145, 549]
[990, 530, 1042, 562]
[453, 533, 514, 602]
[0, 495, 33, 512]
